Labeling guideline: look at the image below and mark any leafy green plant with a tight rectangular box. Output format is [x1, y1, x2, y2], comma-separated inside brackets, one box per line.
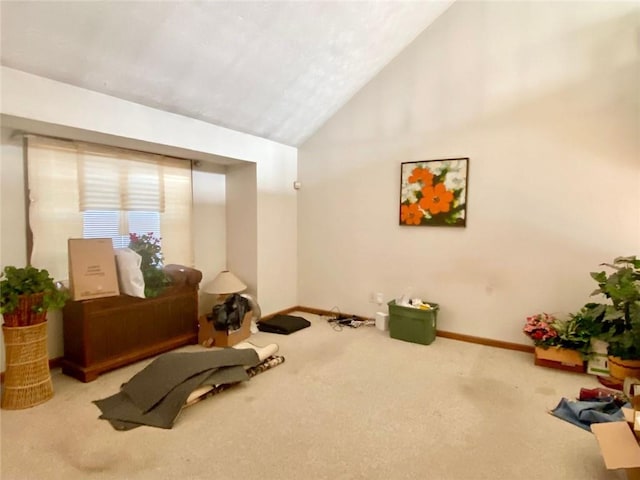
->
[128, 232, 170, 298]
[551, 312, 594, 357]
[582, 256, 640, 359]
[523, 311, 593, 357]
[0, 265, 68, 317]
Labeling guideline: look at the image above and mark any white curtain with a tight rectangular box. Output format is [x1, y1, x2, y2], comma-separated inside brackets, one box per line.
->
[26, 135, 194, 281]
[159, 158, 193, 267]
[27, 136, 83, 281]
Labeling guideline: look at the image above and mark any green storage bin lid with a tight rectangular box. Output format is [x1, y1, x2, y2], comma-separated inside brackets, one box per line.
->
[388, 299, 439, 312]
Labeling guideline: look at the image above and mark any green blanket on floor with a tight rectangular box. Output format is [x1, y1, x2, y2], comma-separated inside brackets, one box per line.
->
[94, 349, 262, 430]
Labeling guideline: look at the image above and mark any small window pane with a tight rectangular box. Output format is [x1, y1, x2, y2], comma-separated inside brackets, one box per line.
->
[83, 210, 161, 249]
[83, 211, 120, 239]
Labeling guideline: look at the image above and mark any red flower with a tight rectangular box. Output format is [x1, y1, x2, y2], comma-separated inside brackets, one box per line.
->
[419, 183, 454, 215]
[523, 312, 559, 347]
[408, 167, 434, 186]
[400, 203, 423, 226]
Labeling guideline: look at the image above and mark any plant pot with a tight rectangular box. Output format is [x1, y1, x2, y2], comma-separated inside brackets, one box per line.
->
[608, 356, 640, 382]
[2, 293, 47, 327]
[1, 322, 53, 409]
[534, 346, 585, 373]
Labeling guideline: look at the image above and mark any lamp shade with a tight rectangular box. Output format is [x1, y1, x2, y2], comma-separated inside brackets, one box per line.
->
[203, 270, 247, 295]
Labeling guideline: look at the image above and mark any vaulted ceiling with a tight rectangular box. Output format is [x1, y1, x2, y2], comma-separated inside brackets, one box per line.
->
[1, 1, 453, 146]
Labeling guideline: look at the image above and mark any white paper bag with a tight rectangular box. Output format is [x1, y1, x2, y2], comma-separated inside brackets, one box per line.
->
[114, 248, 145, 298]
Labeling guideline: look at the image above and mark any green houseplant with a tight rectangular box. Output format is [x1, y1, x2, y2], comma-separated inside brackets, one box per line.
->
[0, 265, 68, 327]
[551, 312, 594, 358]
[523, 312, 590, 370]
[0, 265, 65, 409]
[581, 256, 640, 380]
[128, 233, 170, 298]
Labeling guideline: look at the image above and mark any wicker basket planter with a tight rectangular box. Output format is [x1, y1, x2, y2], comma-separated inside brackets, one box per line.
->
[1, 293, 48, 327]
[1, 322, 53, 409]
[608, 356, 640, 382]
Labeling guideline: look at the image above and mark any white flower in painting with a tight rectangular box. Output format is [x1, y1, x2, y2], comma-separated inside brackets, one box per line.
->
[430, 159, 463, 176]
[401, 182, 421, 204]
[428, 161, 446, 176]
[441, 160, 466, 200]
[444, 170, 465, 195]
[402, 164, 417, 179]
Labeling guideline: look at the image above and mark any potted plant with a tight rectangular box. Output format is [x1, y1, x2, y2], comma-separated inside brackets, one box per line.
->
[128, 233, 170, 298]
[581, 256, 640, 380]
[523, 312, 587, 371]
[0, 265, 67, 409]
[0, 265, 68, 327]
[551, 312, 594, 357]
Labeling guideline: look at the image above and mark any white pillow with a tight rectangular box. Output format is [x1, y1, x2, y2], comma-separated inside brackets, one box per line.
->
[114, 248, 145, 298]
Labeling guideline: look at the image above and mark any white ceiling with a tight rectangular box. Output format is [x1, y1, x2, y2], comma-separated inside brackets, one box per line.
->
[0, 1, 453, 147]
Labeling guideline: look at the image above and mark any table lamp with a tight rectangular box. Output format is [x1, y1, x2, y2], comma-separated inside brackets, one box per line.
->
[203, 270, 247, 301]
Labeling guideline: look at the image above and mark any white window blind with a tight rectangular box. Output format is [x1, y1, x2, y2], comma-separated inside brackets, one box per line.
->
[26, 135, 194, 281]
[27, 137, 83, 280]
[78, 145, 165, 212]
[83, 211, 161, 249]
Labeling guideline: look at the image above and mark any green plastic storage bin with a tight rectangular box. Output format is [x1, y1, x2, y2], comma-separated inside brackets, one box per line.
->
[388, 300, 439, 345]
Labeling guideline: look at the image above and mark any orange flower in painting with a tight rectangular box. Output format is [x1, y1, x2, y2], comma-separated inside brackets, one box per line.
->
[419, 182, 454, 215]
[408, 167, 434, 186]
[401, 203, 423, 225]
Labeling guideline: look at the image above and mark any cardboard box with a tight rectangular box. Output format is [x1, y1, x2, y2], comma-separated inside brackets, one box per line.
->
[630, 393, 640, 441]
[198, 311, 251, 348]
[592, 419, 640, 480]
[68, 238, 120, 301]
[624, 407, 634, 425]
[587, 339, 610, 376]
[534, 346, 584, 373]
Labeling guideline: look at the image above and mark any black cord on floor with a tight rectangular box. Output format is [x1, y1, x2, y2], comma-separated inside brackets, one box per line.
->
[323, 307, 375, 331]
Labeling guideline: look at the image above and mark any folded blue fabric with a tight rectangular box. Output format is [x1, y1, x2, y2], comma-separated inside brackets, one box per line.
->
[550, 398, 628, 431]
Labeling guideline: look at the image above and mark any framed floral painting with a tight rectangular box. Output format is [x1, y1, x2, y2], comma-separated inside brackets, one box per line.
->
[399, 158, 469, 227]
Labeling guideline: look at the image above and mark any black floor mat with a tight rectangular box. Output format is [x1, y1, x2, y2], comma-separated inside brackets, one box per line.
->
[257, 314, 311, 335]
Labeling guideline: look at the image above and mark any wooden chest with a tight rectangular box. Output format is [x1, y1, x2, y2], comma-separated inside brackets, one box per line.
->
[61, 285, 198, 382]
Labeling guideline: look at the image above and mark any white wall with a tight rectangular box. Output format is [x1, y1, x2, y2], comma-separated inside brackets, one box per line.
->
[298, 1, 640, 345]
[0, 68, 298, 368]
[226, 163, 258, 298]
[225, 154, 299, 315]
[0, 68, 287, 164]
[257, 155, 298, 314]
[192, 163, 227, 315]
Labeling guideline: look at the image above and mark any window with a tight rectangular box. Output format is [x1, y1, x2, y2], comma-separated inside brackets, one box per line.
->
[26, 135, 193, 281]
[82, 211, 161, 249]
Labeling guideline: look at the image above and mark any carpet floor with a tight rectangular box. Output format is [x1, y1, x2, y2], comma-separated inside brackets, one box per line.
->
[0, 312, 625, 480]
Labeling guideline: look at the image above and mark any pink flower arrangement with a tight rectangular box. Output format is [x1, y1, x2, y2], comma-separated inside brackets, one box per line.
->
[523, 313, 559, 347]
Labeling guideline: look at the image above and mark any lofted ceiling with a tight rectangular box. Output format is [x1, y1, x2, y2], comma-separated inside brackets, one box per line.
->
[0, 1, 453, 147]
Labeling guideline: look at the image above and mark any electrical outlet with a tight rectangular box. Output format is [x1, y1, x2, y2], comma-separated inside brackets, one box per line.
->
[375, 292, 384, 305]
